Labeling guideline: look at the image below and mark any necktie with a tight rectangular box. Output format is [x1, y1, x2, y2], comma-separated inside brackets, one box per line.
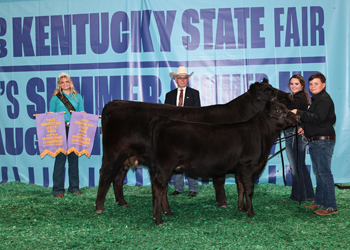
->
[178, 89, 183, 106]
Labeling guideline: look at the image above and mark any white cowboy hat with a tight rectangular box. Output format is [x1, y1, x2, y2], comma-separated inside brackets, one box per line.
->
[169, 66, 194, 79]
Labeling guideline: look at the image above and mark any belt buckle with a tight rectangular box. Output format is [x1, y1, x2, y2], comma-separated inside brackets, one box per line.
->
[66, 122, 70, 127]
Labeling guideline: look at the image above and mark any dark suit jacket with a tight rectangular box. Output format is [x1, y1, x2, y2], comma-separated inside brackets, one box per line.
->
[164, 87, 201, 107]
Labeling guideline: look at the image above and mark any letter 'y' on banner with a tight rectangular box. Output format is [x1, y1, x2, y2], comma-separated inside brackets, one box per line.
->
[67, 111, 99, 158]
[35, 112, 67, 158]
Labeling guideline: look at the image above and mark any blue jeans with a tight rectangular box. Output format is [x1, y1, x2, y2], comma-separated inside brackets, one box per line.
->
[309, 139, 337, 211]
[173, 173, 198, 193]
[52, 127, 80, 196]
[284, 127, 315, 202]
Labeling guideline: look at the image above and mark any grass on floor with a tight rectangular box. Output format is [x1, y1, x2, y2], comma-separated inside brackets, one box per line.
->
[0, 181, 349, 249]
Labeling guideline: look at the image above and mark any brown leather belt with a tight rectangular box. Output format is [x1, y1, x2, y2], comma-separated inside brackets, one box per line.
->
[308, 136, 336, 142]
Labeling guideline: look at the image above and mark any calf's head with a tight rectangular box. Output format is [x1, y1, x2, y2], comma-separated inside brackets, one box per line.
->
[264, 101, 300, 128]
[250, 78, 293, 104]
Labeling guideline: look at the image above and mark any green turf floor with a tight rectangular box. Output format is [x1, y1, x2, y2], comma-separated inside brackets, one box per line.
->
[0, 181, 349, 249]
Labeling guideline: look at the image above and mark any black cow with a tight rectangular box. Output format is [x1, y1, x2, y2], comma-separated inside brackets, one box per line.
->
[95, 79, 292, 213]
[150, 101, 299, 225]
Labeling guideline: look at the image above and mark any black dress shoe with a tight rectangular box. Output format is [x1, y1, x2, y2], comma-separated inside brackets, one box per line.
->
[188, 191, 197, 197]
[169, 191, 182, 196]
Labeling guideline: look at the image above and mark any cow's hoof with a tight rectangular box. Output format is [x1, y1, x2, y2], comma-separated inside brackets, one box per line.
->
[246, 212, 255, 217]
[116, 201, 130, 207]
[217, 201, 229, 208]
[238, 207, 246, 212]
[155, 221, 164, 226]
[96, 205, 105, 213]
[153, 217, 164, 225]
[164, 211, 174, 216]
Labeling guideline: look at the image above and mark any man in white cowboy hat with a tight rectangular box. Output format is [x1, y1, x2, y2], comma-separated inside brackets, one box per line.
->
[165, 66, 201, 197]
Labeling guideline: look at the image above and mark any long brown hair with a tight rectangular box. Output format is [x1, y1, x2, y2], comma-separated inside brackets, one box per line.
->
[289, 74, 310, 105]
[51, 72, 79, 102]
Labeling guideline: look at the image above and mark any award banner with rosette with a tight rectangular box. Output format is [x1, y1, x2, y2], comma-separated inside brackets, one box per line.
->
[67, 112, 99, 158]
[35, 112, 67, 158]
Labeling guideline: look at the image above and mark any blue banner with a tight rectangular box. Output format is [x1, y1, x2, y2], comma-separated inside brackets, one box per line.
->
[35, 112, 66, 158]
[0, 0, 349, 188]
[67, 112, 99, 158]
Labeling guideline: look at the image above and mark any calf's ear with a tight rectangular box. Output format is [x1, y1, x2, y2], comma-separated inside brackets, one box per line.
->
[250, 82, 256, 95]
[262, 78, 269, 84]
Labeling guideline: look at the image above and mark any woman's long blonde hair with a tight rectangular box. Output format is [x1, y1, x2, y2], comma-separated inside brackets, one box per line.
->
[51, 72, 79, 102]
[289, 74, 310, 105]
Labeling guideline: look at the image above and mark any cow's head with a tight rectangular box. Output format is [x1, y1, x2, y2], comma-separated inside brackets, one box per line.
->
[249, 78, 293, 105]
[264, 101, 300, 128]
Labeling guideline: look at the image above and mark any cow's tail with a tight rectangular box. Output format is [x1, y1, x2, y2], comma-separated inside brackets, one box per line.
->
[149, 116, 169, 148]
[149, 116, 169, 173]
[100, 101, 113, 136]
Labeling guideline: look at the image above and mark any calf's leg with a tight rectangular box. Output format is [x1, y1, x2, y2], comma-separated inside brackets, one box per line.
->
[161, 185, 173, 216]
[112, 167, 129, 207]
[242, 176, 256, 217]
[152, 175, 166, 225]
[213, 177, 228, 207]
[95, 163, 113, 213]
[149, 167, 172, 215]
[235, 175, 246, 212]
